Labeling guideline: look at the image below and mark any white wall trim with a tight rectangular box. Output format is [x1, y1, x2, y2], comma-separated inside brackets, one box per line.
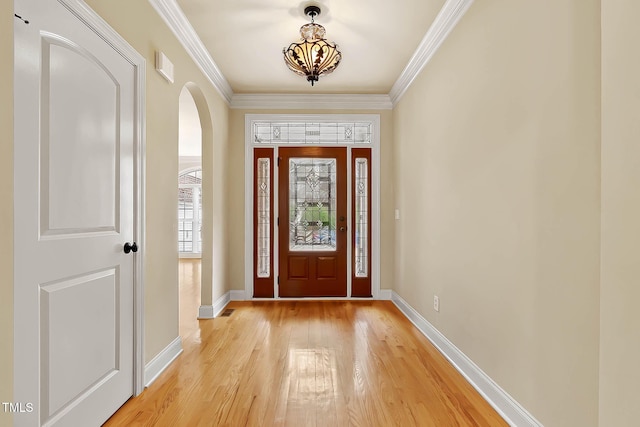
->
[391, 292, 542, 427]
[244, 114, 381, 301]
[231, 94, 393, 110]
[144, 337, 183, 387]
[147, 0, 472, 110]
[198, 305, 214, 319]
[148, 0, 233, 104]
[213, 291, 231, 316]
[230, 290, 246, 301]
[199, 291, 232, 318]
[379, 289, 392, 300]
[389, 0, 475, 106]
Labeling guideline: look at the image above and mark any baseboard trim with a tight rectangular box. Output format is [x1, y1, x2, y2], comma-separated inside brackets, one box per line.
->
[200, 292, 232, 318]
[230, 290, 246, 301]
[213, 291, 231, 316]
[198, 305, 214, 318]
[378, 289, 392, 300]
[391, 292, 542, 427]
[198, 291, 232, 318]
[144, 336, 183, 388]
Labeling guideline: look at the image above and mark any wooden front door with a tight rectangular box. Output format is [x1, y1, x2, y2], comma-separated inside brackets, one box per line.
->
[278, 147, 348, 297]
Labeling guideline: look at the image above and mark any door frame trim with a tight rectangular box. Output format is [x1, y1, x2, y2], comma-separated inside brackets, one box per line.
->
[244, 114, 381, 300]
[15, 0, 147, 397]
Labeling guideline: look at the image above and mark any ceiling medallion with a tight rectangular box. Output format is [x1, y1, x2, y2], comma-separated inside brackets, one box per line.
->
[282, 5, 342, 86]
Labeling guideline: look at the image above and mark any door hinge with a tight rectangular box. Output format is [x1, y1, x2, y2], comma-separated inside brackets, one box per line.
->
[277, 157, 281, 167]
[277, 217, 279, 226]
[277, 276, 280, 284]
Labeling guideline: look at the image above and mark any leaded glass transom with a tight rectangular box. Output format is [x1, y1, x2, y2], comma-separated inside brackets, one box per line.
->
[257, 158, 270, 277]
[254, 122, 372, 144]
[354, 158, 368, 277]
[289, 158, 337, 251]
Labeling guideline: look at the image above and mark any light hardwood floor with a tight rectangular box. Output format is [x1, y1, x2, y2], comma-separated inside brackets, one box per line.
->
[104, 259, 507, 426]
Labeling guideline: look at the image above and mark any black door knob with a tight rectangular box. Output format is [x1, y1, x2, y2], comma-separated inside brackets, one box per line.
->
[124, 242, 138, 254]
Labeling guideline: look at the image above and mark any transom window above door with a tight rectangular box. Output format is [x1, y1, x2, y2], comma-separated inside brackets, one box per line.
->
[253, 121, 373, 144]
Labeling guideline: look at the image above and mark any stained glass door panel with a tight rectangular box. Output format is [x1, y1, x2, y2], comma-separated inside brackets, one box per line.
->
[351, 148, 372, 297]
[253, 148, 274, 297]
[278, 147, 347, 297]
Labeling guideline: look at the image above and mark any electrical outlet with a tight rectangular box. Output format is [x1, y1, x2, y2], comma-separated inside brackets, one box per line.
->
[433, 295, 440, 312]
[395, 209, 400, 220]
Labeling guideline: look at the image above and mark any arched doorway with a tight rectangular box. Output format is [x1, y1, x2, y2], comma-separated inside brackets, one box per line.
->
[178, 83, 214, 327]
[179, 85, 203, 259]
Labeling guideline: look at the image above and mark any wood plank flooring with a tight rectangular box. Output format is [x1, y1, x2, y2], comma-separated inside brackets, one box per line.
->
[104, 260, 507, 426]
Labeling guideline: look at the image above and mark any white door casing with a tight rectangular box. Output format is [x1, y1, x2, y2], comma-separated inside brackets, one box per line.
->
[243, 115, 381, 301]
[14, 0, 145, 425]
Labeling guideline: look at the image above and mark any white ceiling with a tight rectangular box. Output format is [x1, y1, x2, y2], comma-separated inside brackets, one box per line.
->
[175, 0, 447, 94]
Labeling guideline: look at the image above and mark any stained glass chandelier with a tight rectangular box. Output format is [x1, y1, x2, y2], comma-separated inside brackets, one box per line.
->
[283, 5, 342, 86]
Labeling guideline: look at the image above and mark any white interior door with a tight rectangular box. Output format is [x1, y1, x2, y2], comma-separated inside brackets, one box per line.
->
[14, 0, 138, 425]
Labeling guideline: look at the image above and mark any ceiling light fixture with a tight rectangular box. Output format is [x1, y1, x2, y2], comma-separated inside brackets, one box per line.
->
[283, 5, 342, 86]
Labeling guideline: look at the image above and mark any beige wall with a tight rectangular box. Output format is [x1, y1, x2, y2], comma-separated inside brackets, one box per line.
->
[227, 109, 394, 293]
[0, 1, 13, 425]
[393, 1, 601, 426]
[82, 0, 230, 361]
[600, 0, 640, 425]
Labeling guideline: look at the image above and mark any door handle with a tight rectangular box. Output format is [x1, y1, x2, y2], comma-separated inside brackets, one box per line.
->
[124, 242, 138, 254]
[339, 227, 346, 232]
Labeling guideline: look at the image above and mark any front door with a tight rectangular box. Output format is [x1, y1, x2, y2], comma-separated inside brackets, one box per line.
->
[278, 147, 348, 297]
[14, 0, 138, 425]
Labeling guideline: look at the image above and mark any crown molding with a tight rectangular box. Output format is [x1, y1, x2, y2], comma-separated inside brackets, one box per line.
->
[389, 0, 475, 106]
[148, 0, 233, 104]
[230, 93, 393, 110]
[148, 0, 472, 109]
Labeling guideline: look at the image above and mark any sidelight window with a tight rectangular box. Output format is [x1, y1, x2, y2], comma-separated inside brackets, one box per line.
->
[256, 158, 271, 277]
[354, 158, 369, 277]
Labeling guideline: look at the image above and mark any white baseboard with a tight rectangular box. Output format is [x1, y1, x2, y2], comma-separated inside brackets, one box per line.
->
[198, 305, 214, 319]
[378, 289, 392, 300]
[230, 290, 246, 301]
[199, 291, 232, 318]
[213, 291, 231, 316]
[144, 336, 183, 388]
[391, 292, 542, 427]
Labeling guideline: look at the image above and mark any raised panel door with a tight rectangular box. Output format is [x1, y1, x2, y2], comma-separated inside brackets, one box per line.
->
[14, 1, 136, 425]
[278, 147, 347, 297]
